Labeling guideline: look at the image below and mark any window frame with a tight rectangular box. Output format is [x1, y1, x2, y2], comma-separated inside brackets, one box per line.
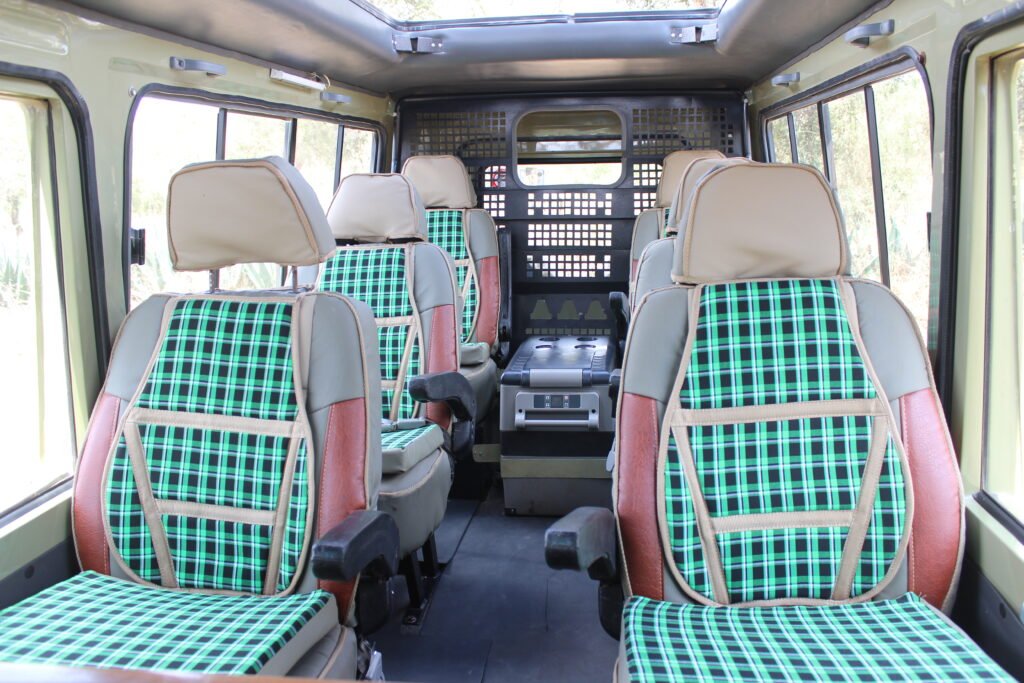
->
[121, 83, 386, 309]
[511, 106, 629, 189]
[0, 76, 92, 517]
[0, 62, 110, 374]
[980, 45, 1024, 530]
[760, 48, 935, 342]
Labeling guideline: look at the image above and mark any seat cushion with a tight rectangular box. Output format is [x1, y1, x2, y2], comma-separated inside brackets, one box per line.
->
[0, 572, 337, 676]
[622, 594, 1011, 682]
[379, 449, 452, 556]
[381, 424, 445, 474]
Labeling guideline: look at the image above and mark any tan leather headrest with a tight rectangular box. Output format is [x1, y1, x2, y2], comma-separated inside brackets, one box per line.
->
[672, 163, 847, 284]
[402, 155, 477, 209]
[327, 173, 428, 243]
[666, 156, 754, 234]
[656, 149, 726, 207]
[167, 157, 335, 272]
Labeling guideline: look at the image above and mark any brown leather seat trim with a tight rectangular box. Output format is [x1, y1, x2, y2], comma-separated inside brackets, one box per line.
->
[475, 256, 500, 348]
[424, 303, 458, 429]
[617, 392, 663, 600]
[900, 388, 963, 609]
[317, 398, 369, 616]
[73, 392, 120, 574]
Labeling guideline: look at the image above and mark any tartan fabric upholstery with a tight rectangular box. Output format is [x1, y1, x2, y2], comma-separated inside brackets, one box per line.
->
[623, 594, 1013, 682]
[381, 424, 438, 451]
[137, 299, 298, 420]
[320, 247, 422, 420]
[665, 279, 907, 603]
[106, 298, 310, 593]
[0, 572, 331, 675]
[679, 280, 875, 409]
[661, 207, 672, 237]
[427, 209, 477, 342]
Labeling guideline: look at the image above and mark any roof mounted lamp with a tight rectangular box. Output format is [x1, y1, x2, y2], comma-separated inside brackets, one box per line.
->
[844, 19, 895, 48]
[270, 69, 327, 91]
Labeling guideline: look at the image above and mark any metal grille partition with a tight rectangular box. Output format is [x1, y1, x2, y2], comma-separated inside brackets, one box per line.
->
[396, 94, 746, 347]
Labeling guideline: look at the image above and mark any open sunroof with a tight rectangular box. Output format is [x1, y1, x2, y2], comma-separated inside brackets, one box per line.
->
[365, 0, 723, 24]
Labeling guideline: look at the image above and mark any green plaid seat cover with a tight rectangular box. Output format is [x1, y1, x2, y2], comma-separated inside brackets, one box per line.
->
[623, 594, 1012, 682]
[666, 280, 906, 602]
[661, 206, 672, 237]
[427, 209, 477, 342]
[0, 572, 331, 675]
[381, 424, 438, 451]
[106, 299, 310, 593]
[320, 247, 421, 420]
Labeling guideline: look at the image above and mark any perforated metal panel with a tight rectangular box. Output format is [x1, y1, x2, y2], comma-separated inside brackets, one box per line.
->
[397, 94, 746, 347]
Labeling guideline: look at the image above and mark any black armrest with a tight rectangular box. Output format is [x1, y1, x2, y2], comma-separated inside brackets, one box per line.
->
[545, 506, 618, 581]
[311, 510, 399, 582]
[608, 291, 630, 365]
[409, 371, 476, 460]
[609, 369, 622, 417]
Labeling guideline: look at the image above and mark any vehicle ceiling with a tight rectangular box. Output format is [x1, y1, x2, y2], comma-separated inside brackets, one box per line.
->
[55, 0, 889, 97]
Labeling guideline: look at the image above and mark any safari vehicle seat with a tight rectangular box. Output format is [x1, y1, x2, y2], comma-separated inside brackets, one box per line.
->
[0, 158, 397, 678]
[320, 173, 475, 565]
[547, 163, 1012, 681]
[611, 149, 726, 359]
[402, 155, 501, 423]
[627, 148, 725, 279]
[631, 156, 755, 313]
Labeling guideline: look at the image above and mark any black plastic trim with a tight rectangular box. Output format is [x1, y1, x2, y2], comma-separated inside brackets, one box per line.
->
[938, 3, 1024, 417]
[0, 61, 111, 371]
[121, 82, 387, 309]
[311, 509, 400, 582]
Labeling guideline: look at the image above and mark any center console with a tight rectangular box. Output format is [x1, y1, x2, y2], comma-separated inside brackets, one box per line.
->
[499, 335, 616, 515]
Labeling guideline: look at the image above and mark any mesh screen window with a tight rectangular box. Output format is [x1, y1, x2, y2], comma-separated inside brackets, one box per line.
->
[397, 94, 745, 344]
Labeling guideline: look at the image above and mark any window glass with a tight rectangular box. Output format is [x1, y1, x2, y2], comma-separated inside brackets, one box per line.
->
[294, 120, 339, 208]
[516, 110, 623, 186]
[874, 72, 933, 334]
[767, 117, 792, 163]
[130, 99, 378, 306]
[792, 105, 825, 175]
[129, 97, 217, 306]
[0, 97, 75, 511]
[340, 128, 377, 181]
[224, 111, 288, 159]
[826, 91, 881, 281]
[985, 54, 1024, 521]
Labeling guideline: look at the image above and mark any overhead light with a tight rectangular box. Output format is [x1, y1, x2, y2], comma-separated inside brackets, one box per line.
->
[269, 69, 326, 91]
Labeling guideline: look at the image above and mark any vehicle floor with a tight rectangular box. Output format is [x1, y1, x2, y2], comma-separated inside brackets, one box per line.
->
[372, 485, 619, 682]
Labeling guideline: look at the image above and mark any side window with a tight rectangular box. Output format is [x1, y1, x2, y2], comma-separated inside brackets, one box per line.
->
[128, 95, 380, 307]
[767, 117, 793, 163]
[984, 50, 1024, 522]
[0, 96, 76, 511]
[764, 68, 933, 338]
[339, 127, 377, 180]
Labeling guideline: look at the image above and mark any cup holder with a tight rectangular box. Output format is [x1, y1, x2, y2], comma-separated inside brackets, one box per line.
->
[535, 344, 554, 349]
[539, 337, 560, 342]
[575, 344, 595, 349]
[576, 336, 597, 342]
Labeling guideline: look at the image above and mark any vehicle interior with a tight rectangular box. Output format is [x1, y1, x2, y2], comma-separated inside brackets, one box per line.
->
[0, 0, 1024, 680]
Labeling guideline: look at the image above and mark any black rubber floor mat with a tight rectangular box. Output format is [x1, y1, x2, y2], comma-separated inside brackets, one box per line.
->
[374, 489, 618, 681]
